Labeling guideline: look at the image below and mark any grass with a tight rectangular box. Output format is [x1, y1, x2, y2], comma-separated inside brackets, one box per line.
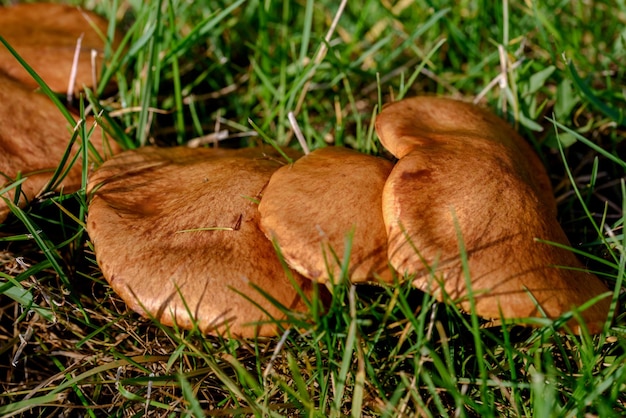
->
[1, 0, 625, 416]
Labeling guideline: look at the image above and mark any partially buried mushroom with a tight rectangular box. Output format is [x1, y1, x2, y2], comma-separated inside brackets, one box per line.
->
[87, 146, 327, 337]
[376, 96, 611, 334]
[0, 2, 120, 93]
[0, 73, 119, 222]
[259, 147, 394, 284]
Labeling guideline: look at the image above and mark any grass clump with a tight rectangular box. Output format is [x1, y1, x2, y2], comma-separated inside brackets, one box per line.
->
[1, 0, 625, 416]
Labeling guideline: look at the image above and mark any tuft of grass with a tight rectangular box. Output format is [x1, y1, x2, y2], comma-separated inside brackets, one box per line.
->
[1, 0, 625, 416]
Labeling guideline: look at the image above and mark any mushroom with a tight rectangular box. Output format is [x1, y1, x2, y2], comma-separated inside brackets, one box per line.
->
[376, 96, 611, 333]
[86, 145, 327, 337]
[0, 73, 119, 222]
[0, 3, 119, 93]
[258, 146, 394, 284]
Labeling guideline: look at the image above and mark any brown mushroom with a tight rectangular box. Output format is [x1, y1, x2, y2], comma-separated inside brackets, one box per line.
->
[0, 3, 120, 93]
[376, 96, 611, 334]
[258, 146, 394, 284]
[0, 73, 119, 222]
[86, 145, 327, 337]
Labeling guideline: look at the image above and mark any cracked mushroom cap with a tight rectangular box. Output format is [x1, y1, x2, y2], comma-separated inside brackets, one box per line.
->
[87, 146, 326, 337]
[0, 73, 119, 222]
[376, 96, 611, 334]
[0, 3, 120, 93]
[259, 147, 394, 284]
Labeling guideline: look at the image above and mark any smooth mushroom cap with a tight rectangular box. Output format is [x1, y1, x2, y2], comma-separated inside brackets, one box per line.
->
[0, 3, 119, 93]
[87, 146, 325, 338]
[376, 96, 556, 210]
[0, 73, 120, 222]
[376, 97, 611, 334]
[258, 147, 394, 284]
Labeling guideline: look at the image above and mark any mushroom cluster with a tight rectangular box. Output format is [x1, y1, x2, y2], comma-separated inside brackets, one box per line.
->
[0, 3, 121, 222]
[0, 3, 609, 340]
[85, 97, 611, 337]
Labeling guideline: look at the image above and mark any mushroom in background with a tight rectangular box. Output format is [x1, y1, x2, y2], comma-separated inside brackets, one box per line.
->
[0, 2, 123, 222]
[259, 146, 394, 284]
[0, 73, 119, 222]
[0, 2, 120, 94]
[86, 146, 328, 338]
[376, 96, 611, 334]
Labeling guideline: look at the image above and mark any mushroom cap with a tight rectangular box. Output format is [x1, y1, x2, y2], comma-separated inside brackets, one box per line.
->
[87, 146, 325, 337]
[0, 73, 120, 222]
[0, 3, 119, 93]
[376, 96, 556, 210]
[258, 147, 394, 284]
[377, 97, 611, 333]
